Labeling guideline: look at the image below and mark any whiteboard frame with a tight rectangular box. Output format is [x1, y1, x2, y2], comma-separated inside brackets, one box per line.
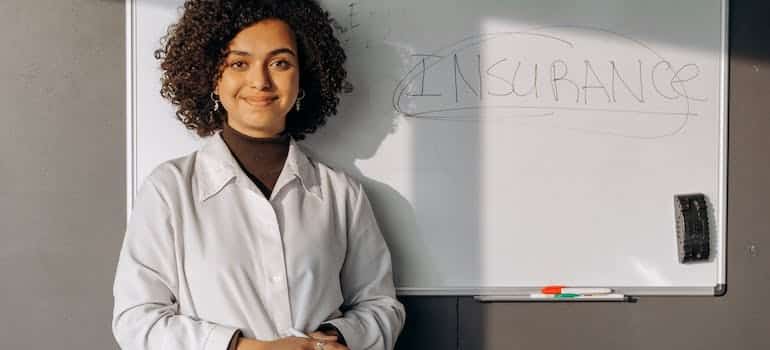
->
[717, 0, 730, 296]
[126, 0, 135, 222]
[126, 0, 729, 296]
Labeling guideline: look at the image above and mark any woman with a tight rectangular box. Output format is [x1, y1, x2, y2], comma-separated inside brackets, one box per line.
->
[112, 1, 405, 350]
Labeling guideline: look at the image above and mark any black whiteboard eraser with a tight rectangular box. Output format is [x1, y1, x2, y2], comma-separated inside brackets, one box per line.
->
[674, 194, 710, 263]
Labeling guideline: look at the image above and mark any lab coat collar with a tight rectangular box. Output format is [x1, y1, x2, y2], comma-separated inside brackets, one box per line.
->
[195, 132, 322, 202]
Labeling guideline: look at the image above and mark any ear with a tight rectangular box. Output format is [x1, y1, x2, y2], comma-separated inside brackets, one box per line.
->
[212, 74, 222, 95]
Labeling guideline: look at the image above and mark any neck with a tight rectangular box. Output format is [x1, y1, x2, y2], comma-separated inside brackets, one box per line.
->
[225, 122, 287, 141]
[220, 122, 290, 197]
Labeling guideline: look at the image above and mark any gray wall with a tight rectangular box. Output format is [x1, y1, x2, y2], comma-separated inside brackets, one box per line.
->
[0, 1, 125, 349]
[1, 1, 768, 349]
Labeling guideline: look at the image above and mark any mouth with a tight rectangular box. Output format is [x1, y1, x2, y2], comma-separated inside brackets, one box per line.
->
[242, 96, 278, 107]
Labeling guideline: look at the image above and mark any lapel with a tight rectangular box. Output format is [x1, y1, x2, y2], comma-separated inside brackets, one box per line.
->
[194, 133, 323, 202]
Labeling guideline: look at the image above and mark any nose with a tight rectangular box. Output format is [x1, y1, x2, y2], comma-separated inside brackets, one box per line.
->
[247, 63, 272, 90]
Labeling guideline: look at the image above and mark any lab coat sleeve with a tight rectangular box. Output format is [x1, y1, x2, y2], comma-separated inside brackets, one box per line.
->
[112, 178, 238, 350]
[323, 183, 406, 350]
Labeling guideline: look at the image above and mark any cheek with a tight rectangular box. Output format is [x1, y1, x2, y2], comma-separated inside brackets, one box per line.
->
[284, 75, 300, 102]
[217, 79, 242, 112]
[218, 76, 240, 98]
[219, 80, 238, 99]
[280, 70, 300, 92]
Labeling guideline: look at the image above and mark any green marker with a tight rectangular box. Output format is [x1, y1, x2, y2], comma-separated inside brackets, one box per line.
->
[554, 293, 580, 298]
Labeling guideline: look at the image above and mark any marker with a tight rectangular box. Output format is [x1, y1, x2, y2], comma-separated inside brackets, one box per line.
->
[529, 293, 627, 300]
[554, 293, 580, 298]
[541, 286, 613, 295]
[473, 294, 631, 302]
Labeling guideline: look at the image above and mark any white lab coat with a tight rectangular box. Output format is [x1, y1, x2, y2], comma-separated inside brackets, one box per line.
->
[112, 133, 405, 350]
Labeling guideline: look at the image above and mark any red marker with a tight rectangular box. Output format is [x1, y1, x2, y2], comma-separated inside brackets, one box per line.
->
[541, 285, 613, 295]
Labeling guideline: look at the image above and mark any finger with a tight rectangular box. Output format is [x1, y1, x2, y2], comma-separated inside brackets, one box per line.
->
[308, 331, 336, 339]
[308, 332, 338, 342]
[305, 339, 338, 350]
[325, 342, 349, 350]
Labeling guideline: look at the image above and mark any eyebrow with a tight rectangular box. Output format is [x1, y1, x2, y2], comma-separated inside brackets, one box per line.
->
[227, 48, 297, 58]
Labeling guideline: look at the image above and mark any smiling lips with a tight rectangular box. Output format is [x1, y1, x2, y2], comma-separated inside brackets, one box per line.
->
[242, 95, 278, 107]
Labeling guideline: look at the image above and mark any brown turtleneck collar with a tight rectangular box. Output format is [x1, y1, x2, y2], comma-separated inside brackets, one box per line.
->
[220, 122, 290, 198]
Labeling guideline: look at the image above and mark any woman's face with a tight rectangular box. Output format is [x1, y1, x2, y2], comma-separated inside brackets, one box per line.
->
[215, 19, 300, 138]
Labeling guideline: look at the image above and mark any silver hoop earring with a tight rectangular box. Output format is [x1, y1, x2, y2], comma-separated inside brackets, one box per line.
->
[210, 92, 220, 112]
[295, 89, 305, 112]
[208, 92, 221, 124]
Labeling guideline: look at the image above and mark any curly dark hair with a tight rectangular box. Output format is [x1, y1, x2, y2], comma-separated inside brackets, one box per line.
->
[154, 0, 350, 139]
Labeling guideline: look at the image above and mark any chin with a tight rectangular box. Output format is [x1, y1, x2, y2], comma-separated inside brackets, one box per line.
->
[248, 124, 286, 137]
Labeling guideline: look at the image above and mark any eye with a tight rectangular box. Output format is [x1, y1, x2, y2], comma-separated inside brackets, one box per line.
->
[270, 59, 292, 70]
[229, 61, 248, 70]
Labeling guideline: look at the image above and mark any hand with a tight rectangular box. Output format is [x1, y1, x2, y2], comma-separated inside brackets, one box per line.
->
[305, 334, 348, 350]
[237, 336, 348, 350]
[308, 330, 338, 342]
[267, 336, 348, 350]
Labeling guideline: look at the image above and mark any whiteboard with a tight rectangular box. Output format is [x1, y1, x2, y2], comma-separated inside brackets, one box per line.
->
[127, 0, 728, 296]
